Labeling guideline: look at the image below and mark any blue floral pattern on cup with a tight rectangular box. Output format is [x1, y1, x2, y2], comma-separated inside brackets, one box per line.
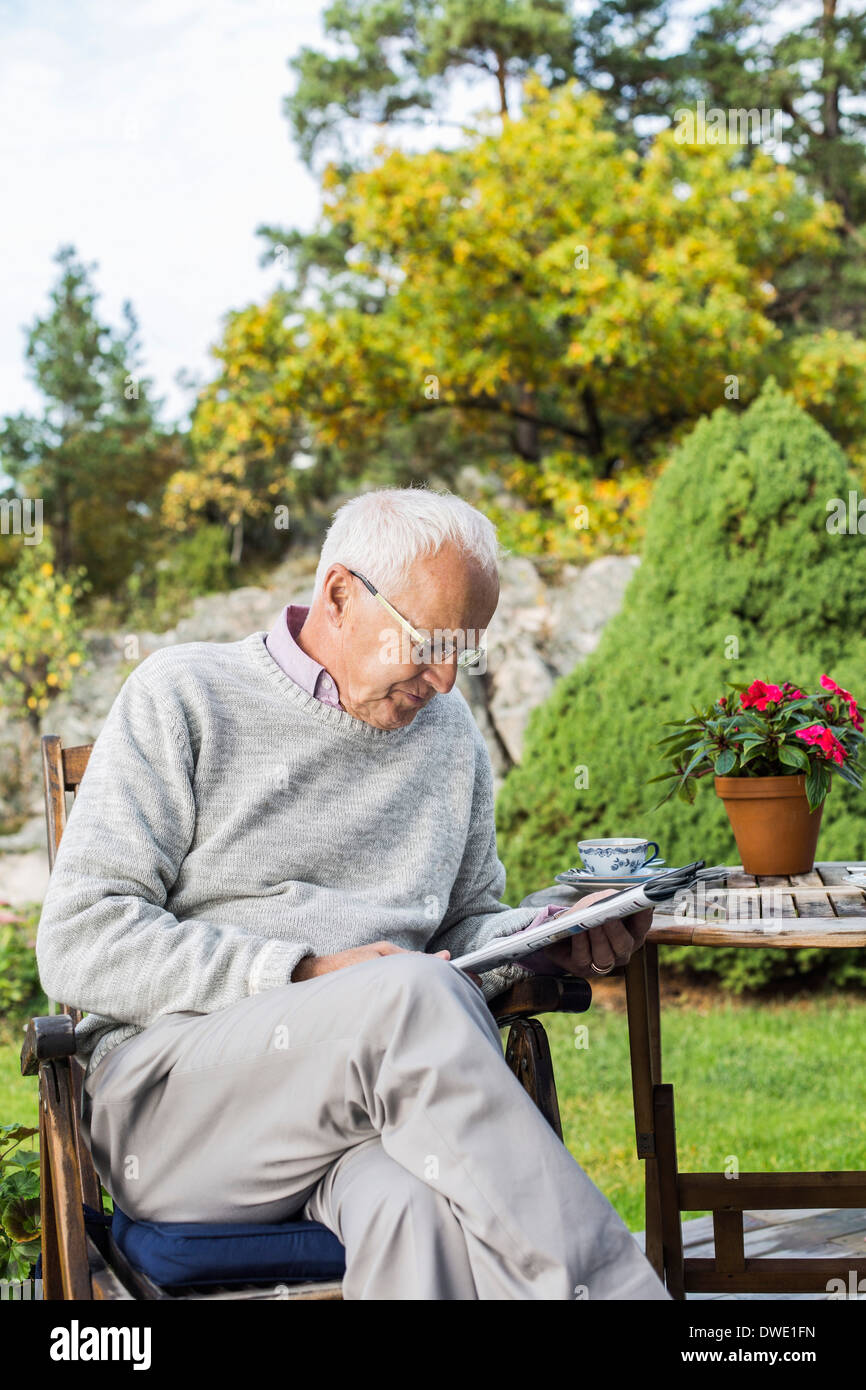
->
[577, 839, 661, 876]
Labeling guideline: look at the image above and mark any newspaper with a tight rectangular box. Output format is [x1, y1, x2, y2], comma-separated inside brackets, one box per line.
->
[450, 861, 717, 974]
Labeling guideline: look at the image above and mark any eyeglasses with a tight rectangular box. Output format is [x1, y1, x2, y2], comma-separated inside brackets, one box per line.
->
[347, 569, 486, 669]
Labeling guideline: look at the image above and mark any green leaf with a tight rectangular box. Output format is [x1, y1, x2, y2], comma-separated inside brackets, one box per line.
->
[681, 747, 711, 777]
[741, 743, 767, 765]
[714, 749, 737, 775]
[805, 763, 829, 811]
[0, 1125, 37, 1143]
[4, 1149, 39, 1168]
[778, 744, 810, 771]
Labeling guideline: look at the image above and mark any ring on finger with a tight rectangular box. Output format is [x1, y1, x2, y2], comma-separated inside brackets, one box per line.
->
[589, 960, 616, 976]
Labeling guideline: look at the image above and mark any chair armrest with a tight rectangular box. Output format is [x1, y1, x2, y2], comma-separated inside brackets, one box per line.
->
[489, 974, 592, 1025]
[20, 1013, 78, 1076]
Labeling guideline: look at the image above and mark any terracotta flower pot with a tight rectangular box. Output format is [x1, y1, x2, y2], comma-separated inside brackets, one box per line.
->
[714, 774, 825, 876]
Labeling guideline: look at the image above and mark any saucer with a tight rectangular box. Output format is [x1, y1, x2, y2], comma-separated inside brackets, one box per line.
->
[555, 862, 667, 889]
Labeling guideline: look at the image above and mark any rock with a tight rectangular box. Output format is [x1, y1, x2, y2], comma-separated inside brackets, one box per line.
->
[486, 638, 555, 767]
[0, 850, 50, 906]
[455, 667, 511, 785]
[0, 815, 48, 854]
[0, 814, 50, 909]
[546, 555, 640, 673]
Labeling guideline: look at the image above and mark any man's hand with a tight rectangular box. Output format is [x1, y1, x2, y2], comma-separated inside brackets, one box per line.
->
[531, 890, 654, 978]
[291, 941, 455, 981]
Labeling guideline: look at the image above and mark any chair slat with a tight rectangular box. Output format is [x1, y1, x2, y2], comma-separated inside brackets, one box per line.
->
[41, 1059, 92, 1299]
[41, 734, 67, 873]
[62, 744, 93, 791]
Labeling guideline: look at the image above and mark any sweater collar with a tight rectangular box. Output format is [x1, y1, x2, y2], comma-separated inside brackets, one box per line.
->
[244, 631, 439, 741]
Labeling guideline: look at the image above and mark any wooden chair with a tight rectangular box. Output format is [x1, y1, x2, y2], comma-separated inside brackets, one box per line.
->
[21, 734, 593, 1301]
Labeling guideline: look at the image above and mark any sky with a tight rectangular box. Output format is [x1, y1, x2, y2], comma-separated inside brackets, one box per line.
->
[0, 0, 333, 430]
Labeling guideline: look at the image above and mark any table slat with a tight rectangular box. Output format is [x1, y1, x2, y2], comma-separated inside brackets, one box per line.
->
[725, 869, 757, 888]
[827, 887, 866, 919]
[650, 919, 866, 947]
[816, 861, 866, 886]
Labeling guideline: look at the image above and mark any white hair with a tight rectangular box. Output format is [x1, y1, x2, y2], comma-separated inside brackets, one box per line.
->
[312, 485, 507, 599]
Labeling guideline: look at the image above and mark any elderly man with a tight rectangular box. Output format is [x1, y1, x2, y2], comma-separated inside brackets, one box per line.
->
[36, 486, 670, 1301]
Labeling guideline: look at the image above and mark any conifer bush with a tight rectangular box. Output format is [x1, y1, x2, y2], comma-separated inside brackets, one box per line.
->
[496, 379, 866, 989]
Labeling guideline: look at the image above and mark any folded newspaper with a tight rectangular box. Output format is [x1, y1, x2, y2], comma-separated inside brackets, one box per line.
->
[455, 861, 717, 978]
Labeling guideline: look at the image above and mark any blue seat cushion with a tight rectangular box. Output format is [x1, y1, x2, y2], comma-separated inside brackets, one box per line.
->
[110, 1202, 346, 1289]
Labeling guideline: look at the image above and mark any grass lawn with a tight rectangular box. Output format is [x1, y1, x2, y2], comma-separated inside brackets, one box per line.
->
[543, 980, 866, 1230]
[2, 981, 864, 1235]
[1, 1003, 45, 1132]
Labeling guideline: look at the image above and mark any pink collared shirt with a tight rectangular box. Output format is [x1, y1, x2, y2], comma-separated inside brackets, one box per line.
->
[264, 604, 342, 707]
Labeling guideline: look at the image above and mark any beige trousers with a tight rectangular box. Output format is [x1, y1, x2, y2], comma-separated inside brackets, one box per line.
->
[79, 951, 670, 1301]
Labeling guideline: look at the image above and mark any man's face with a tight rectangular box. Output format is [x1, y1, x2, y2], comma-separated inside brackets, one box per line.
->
[322, 543, 499, 731]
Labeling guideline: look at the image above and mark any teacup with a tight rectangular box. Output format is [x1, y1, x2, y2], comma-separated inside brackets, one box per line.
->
[578, 838, 661, 876]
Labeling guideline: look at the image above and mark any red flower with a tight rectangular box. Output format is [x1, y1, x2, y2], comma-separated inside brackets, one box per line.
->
[741, 680, 784, 711]
[795, 724, 847, 766]
[821, 674, 852, 701]
[820, 674, 863, 731]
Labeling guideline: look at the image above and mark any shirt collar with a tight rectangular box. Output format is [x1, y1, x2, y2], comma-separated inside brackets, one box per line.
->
[264, 604, 341, 707]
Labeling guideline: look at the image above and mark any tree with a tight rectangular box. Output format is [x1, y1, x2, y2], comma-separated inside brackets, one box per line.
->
[639, 0, 866, 336]
[573, 0, 686, 130]
[0, 246, 182, 593]
[494, 379, 866, 990]
[279, 1, 866, 338]
[259, 85, 848, 522]
[676, 0, 866, 229]
[285, 0, 578, 170]
[162, 293, 343, 564]
[0, 543, 89, 787]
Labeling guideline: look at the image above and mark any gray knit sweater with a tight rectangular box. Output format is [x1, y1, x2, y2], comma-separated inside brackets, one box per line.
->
[35, 632, 538, 1078]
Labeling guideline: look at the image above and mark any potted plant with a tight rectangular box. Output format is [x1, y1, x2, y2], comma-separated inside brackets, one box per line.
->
[650, 675, 865, 874]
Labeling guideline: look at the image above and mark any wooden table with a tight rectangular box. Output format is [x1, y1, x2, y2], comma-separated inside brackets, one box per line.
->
[624, 861, 866, 1298]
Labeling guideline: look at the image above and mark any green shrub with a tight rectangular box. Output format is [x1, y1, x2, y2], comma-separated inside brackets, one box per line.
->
[0, 907, 46, 1026]
[496, 379, 866, 990]
[0, 1123, 114, 1282]
[155, 524, 232, 605]
[117, 523, 233, 631]
[0, 1124, 40, 1281]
